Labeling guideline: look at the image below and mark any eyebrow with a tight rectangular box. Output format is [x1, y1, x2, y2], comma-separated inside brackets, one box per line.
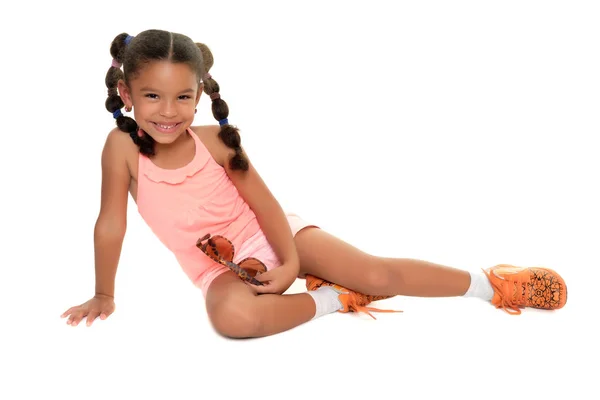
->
[139, 87, 195, 94]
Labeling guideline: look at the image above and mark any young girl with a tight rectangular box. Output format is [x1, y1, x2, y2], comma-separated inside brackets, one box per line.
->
[61, 29, 568, 338]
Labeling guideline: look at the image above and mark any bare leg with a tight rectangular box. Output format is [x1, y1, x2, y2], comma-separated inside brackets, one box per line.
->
[205, 227, 474, 338]
[205, 272, 316, 338]
[295, 227, 472, 297]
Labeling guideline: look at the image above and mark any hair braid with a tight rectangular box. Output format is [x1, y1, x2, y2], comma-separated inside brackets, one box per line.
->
[196, 43, 249, 171]
[105, 33, 155, 156]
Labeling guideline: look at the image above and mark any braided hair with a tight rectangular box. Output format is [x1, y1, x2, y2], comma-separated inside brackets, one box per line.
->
[104, 33, 154, 156]
[103, 30, 249, 171]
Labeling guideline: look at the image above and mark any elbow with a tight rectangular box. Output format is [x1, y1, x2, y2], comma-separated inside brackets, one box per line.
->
[94, 216, 126, 239]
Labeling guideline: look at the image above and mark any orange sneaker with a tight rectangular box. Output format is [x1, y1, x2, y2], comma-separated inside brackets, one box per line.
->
[305, 274, 401, 319]
[483, 264, 567, 315]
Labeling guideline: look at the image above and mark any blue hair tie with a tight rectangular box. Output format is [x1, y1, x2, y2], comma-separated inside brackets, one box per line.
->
[218, 118, 229, 126]
[113, 109, 123, 119]
[125, 35, 134, 45]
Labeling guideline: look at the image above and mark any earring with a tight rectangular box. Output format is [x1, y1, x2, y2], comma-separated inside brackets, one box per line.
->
[137, 129, 144, 137]
[125, 105, 132, 112]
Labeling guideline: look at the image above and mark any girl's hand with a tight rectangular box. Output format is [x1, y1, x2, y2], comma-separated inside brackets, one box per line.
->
[251, 262, 299, 295]
[61, 294, 116, 327]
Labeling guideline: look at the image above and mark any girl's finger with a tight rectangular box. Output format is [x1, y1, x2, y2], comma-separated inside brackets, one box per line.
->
[253, 283, 278, 295]
[255, 270, 275, 283]
[61, 307, 76, 318]
[86, 310, 100, 326]
[70, 311, 86, 326]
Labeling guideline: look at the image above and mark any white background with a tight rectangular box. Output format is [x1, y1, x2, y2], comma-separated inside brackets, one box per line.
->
[1, 0, 599, 399]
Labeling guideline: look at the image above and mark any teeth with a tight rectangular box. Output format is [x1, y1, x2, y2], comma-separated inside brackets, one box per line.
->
[156, 123, 177, 129]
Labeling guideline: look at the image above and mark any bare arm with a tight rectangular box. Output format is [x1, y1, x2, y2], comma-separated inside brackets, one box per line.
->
[224, 149, 299, 271]
[93, 129, 131, 298]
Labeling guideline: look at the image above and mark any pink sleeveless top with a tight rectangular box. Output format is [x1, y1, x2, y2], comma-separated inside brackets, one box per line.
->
[136, 128, 262, 287]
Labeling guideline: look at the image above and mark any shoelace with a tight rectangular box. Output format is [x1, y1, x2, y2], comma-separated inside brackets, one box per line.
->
[307, 275, 403, 319]
[482, 268, 526, 315]
[347, 293, 402, 320]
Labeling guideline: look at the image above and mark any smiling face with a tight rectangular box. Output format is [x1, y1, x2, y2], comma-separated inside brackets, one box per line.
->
[118, 61, 202, 145]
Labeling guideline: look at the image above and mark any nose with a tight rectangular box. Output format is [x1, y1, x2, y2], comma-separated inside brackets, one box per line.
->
[160, 100, 177, 117]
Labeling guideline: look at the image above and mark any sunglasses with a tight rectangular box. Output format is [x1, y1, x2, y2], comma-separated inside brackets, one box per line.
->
[196, 233, 267, 286]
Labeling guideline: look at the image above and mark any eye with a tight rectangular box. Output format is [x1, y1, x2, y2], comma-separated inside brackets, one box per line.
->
[179, 95, 192, 100]
[145, 94, 158, 99]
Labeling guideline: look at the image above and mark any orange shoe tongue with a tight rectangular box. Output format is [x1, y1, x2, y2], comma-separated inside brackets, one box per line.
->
[482, 266, 526, 315]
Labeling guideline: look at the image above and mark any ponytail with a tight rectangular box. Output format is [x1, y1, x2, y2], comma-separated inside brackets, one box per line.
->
[105, 33, 155, 156]
[196, 43, 249, 171]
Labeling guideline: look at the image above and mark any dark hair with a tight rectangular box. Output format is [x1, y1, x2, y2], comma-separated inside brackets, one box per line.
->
[104, 29, 248, 171]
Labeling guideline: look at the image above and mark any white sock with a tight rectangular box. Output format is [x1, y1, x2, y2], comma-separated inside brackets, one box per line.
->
[463, 270, 494, 301]
[307, 286, 344, 319]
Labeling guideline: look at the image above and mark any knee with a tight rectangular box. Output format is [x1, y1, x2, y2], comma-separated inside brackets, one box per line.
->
[208, 295, 262, 339]
[361, 257, 392, 293]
